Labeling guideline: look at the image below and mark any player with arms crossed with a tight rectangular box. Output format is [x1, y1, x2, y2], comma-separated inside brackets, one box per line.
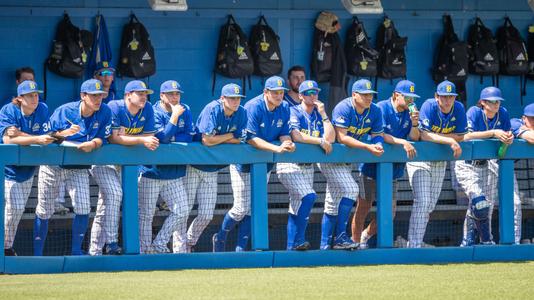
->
[277, 80, 334, 250]
[212, 76, 295, 252]
[35, 79, 112, 255]
[173, 83, 247, 252]
[1, 81, 55, 256]
[406, 80, 466, 248]
[352, 80, 420, 249]
[319, 79, 384, 250]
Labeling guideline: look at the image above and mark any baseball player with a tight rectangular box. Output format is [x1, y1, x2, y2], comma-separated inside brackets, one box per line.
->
[138, 80, 192, 254]
[88, 80, 159, 256]
[406, 80, 467, 248]
[212, 76, 295, 252]
[277, 80, 334, 251]
[352, 80, 420, 249]
[319, 79, 384, 250]
[34, 79, 112, 256]
[173, 83, 247, 253]
[510, 103, 534, 244]
[454, 87, 515, 246]
[284, 65, 307, 106]
[1, 81, 55, 256]
[93, 61, 116, 103]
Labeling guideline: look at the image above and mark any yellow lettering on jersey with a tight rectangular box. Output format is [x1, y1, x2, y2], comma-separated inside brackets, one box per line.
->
[431, 125, 456, 134]
[126, 127, 143, 135]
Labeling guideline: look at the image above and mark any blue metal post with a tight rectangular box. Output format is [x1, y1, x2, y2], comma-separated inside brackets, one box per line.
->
[251, 163, 269, 250]
[376, 162, 393, 248]
[121, 165, 139, 254]
[498, 160, 515, 244]
[0, 164, 4, 272]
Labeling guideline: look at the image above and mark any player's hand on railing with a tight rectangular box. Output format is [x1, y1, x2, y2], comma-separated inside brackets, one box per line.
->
[35, 134, 57, 145]
[77, 141, 96, 153]
[493, 129, 514, 145]
[62, 124, 81, 137]
[319, 138, 332, 154]
[367, 143, 384, 157]
[402, 141, 417, 159]
[450, 141, 462, 158]
[143, 136, 160, 151]
[6, 126, 21, 137]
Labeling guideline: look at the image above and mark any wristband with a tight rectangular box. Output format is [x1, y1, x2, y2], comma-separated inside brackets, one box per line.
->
[92, 140, 99, 149]
[322, 117, 330, 122]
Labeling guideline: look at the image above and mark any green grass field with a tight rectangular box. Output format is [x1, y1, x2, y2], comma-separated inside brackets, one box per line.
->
[1, 262, 533, 299]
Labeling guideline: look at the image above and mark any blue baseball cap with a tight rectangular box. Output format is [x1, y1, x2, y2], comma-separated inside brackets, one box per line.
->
[125, 80, 154, 94]
[394, 80, 420, 98]
[524, 103, 534, 117]
[264, 76, 289, 91]
[160, 80, 184, 94]
[436, 80, 458, 96]
[80, 79, 107, 95]
[17, 80, 43, 96]
[298, 80, 321, 94]
[479, 86, 504, 101]
[221, 83, 245, 98]
[352, 79, 377, 94]
[94, 61, 115, 74]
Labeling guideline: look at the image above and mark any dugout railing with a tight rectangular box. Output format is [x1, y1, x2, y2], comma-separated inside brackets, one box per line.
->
[1, 140, 533, 274]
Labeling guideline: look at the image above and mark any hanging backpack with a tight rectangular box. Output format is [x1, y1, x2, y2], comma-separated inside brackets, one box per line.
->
[375, 16, 408, 79]
[467, 17, 499, 77]
[311, 11, 340, 83]
[345, 16, 379, 78]
[117, 14, 156, 78]
[46, 13, 93, 78]
[496, 17, 528, 76]
[249, 16, 283, 77]
[214, 15, 254, 79]
[432, 14, 469, 83]
[525, 24, 534, 80]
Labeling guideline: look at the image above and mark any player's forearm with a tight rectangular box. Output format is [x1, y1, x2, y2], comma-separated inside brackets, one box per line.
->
[291, 130, 321, 145]
[384, 133, 409, 146]
[520, 131, 534, 144]
[248, 137, 279, 152]
[337, 134, 369, 150]
[408, 127, 420, 141]
[322, 122, 336, 143]
[202, 133, 234, 146]
[3, 135, 42, 146]
[109, 134, 146, 146]
[420, 130, 457, 146]
[464, 131, 493, 141]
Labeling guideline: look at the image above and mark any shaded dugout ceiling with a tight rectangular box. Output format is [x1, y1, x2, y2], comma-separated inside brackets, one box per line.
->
[0, 0, 532, 117]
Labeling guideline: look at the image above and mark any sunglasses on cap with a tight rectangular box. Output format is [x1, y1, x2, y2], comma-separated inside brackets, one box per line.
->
[302, 90, 319, 96]
[99, 70, 114, 76]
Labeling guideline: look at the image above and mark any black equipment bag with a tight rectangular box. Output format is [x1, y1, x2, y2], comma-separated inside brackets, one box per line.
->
[375, 16, 408, 79]
[46, 13, 93, 78]
[249, 15, 283, 77]
[467, 17, 499, 76]
[311, 29, 335, 83]
[345, 16, 379, 77]
[525, 24, 534, 80]
[117, 14, 156, 78]
[497, 17, 528, 76]
[214, 15, 254, 79]
[433, 15, 469, 83]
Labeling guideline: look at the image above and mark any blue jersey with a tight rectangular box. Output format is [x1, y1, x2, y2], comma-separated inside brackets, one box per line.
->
[193, 99, 247, 172]
[466, 106, 511, 133]
[50, 101, 112, 143]
[0, 102, 50, 182]
[511, 118, 530, 138]
[361, 98, 411, 180]
[103, 90, 116, 104]
[419, 98, 467, 135]
[289, 105, 325, 138]
[283, 93, 300, 107]
[140, 101, 195, 180]
[107, 99, 156, 135]
[238, 93, 291, 173]
[332, 97, 384, 140]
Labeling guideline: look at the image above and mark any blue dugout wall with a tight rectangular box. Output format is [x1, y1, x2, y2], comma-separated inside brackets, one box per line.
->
[1, 140, 534, 274]
[0, 0, 533, 117]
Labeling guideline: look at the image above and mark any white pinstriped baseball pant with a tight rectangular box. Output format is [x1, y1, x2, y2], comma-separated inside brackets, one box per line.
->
[227, 164, 271, 222]
[406, 161, 447, 248]
[317, 163, 359, 216]
[276, 163, 316, 215]
[4, 178, 33, 249]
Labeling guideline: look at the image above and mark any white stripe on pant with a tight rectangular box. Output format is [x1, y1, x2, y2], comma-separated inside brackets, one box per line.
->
[4, 177, 33, 249]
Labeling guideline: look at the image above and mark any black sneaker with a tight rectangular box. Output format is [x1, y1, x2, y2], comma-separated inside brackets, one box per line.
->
[104, 242, 123, 255]
[293, 241, 311, 251]
[4, 248, 17, 256]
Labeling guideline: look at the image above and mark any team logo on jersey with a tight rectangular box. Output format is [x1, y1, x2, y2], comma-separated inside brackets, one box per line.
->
[386, 124, 392, 130]
[423, 119, 430, 127]
[217, 126, 222, 131]
[290, 116, 299, 124]
[451, 117, 456, 121]
[276, 119, 283, 128]
[230, 126, 237, 132]
[365, 118, 371, 123]
[403, 121, 409, 128]
[467, 121, 473, 128]
[497, 121, 501, 126]
[95, 82, 101, 90]
[140, 117, 145, 122]
[336, 116, 346, 124]
[93, 121, 99, 129]
[32, 123, 40, 131]
[410, 85, 415, 93]
[179, 119, 185, 127]
[446, 85, 452, 92]
[260, 122, 265, 128]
